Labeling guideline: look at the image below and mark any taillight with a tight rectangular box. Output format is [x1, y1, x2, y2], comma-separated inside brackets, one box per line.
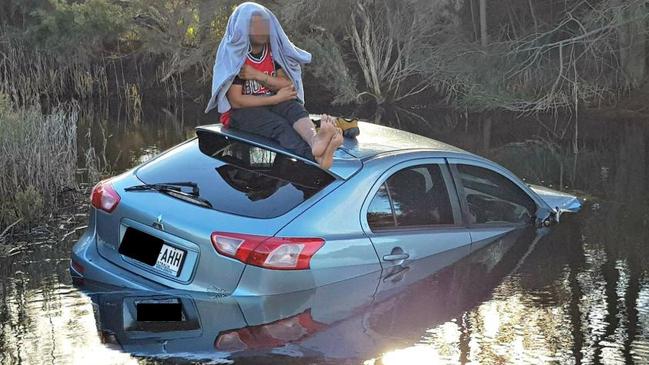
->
[90, 179, 121, 213]
[210, 232, 324, 270]
[247, 237, 324, 270]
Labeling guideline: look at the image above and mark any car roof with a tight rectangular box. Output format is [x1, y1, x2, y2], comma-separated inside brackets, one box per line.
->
[195, 120, 470, 179]
[340, 121, 467, 159]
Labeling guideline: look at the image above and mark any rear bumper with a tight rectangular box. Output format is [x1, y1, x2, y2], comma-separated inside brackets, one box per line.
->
[70, 229, 167, 291]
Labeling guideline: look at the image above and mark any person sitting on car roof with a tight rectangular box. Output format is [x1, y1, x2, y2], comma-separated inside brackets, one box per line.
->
[204, 2, 355, 169]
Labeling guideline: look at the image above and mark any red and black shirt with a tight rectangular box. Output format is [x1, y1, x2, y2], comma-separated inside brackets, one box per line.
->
[220, 44, 282, 127]
[233, 44, 282, 95]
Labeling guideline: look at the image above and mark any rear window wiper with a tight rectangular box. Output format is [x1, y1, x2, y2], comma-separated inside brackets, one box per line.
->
[126, 181, 199, 194]
[125, 182, 212, 209]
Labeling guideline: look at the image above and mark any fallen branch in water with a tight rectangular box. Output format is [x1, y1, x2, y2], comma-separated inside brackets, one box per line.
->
[6, 245, 28, 256]
[61, 225, 88, 242]
[0, 218, 23, 241]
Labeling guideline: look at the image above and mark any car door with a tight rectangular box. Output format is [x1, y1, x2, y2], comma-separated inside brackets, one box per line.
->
[360, 158, 472, 270]
[447, 158, 539, 251]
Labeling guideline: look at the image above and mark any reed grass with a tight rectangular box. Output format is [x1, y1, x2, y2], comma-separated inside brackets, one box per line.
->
[0, 30, 112, 105]
[0, 94, 79, 231]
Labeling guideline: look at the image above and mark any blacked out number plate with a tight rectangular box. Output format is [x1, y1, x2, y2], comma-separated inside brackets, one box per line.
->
[119, 227, 185, 276]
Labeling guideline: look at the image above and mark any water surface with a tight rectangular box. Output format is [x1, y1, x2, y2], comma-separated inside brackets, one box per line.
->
[1, 100, 648, 364]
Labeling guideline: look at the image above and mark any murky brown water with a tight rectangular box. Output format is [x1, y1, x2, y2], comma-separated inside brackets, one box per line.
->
[1, 100, 648, 364]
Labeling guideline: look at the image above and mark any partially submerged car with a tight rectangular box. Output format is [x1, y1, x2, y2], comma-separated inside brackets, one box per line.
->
[70, 119, 581, 295]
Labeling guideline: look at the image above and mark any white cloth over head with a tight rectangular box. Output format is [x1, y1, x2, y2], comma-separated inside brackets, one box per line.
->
[204, 2, 311, 114]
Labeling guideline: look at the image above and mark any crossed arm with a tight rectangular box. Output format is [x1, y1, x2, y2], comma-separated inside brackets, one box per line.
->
[227, 66, 296, 108]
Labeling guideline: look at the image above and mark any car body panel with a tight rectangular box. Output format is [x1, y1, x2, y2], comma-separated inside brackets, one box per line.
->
[373, 241, 476, 301]
[233, 233, 381, 296]
[357, 157, 472, 269]
[94, 171, 343, 294]
[340, 121, 467, 159]
[247, 158, 396, 295]
[71, 121, 581, 296]
[71, 209, 168, 291]
[528, 184, 583, 213]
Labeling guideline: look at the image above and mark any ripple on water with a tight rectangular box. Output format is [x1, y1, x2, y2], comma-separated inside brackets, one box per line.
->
[0, 278, 137, 364]
[630, 276, 649, 363]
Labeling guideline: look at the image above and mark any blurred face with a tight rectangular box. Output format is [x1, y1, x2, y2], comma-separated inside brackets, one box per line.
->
[249, 14, 270, 46]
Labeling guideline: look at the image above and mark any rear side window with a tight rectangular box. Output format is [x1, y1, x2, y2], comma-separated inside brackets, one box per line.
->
[367, 184, 395, 229]
[367, 164, 455, 230]
[455, 164, 536, 225]
[136, 132, 335, 218]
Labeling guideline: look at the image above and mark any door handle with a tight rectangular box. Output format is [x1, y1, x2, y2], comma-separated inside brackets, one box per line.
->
[383, 253, 410, 261]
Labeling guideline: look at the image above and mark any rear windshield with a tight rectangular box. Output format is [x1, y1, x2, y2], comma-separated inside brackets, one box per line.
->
[134, 131, 336, 218]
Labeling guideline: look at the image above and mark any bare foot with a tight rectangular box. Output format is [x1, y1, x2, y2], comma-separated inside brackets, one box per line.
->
[331, 127, 343, 148]
[316, 117, 343, 169]
[314, 116, 336, 168]
[311, 115, 336, 158]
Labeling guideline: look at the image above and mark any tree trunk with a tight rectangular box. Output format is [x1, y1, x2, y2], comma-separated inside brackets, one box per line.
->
[615, 1, 646, 88]
[479, 0, 488, 47]
[482, 116, 492, 151]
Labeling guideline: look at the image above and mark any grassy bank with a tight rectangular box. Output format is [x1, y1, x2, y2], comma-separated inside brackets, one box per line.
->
[0, 95, 79, 237]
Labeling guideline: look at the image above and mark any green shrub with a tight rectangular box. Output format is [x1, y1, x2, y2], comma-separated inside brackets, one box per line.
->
[29, 0, 128, 61]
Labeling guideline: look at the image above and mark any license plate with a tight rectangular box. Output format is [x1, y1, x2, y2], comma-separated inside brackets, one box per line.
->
[154, 244, 185, 276]
[136, 298, 183, 322]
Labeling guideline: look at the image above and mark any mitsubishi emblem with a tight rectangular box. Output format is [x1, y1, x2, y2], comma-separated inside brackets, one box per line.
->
[153, 214, 164, 231]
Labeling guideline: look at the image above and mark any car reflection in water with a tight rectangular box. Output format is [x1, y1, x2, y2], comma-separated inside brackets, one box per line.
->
[78, 226, 548, 363]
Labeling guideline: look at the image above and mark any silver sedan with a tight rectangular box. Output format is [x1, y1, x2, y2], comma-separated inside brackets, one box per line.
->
[70, 120, 581, 295]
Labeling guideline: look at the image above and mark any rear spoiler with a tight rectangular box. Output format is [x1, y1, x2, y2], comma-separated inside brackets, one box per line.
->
[195, 124, 362, 180]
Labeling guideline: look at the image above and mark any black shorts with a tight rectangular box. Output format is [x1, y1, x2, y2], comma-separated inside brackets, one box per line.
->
[229, 99, 313, 160]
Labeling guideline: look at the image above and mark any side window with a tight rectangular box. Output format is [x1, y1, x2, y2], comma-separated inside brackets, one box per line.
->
[366, 164, 455, 230]
[367, 183, 395, 230]
[456, 164, 536, 225]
